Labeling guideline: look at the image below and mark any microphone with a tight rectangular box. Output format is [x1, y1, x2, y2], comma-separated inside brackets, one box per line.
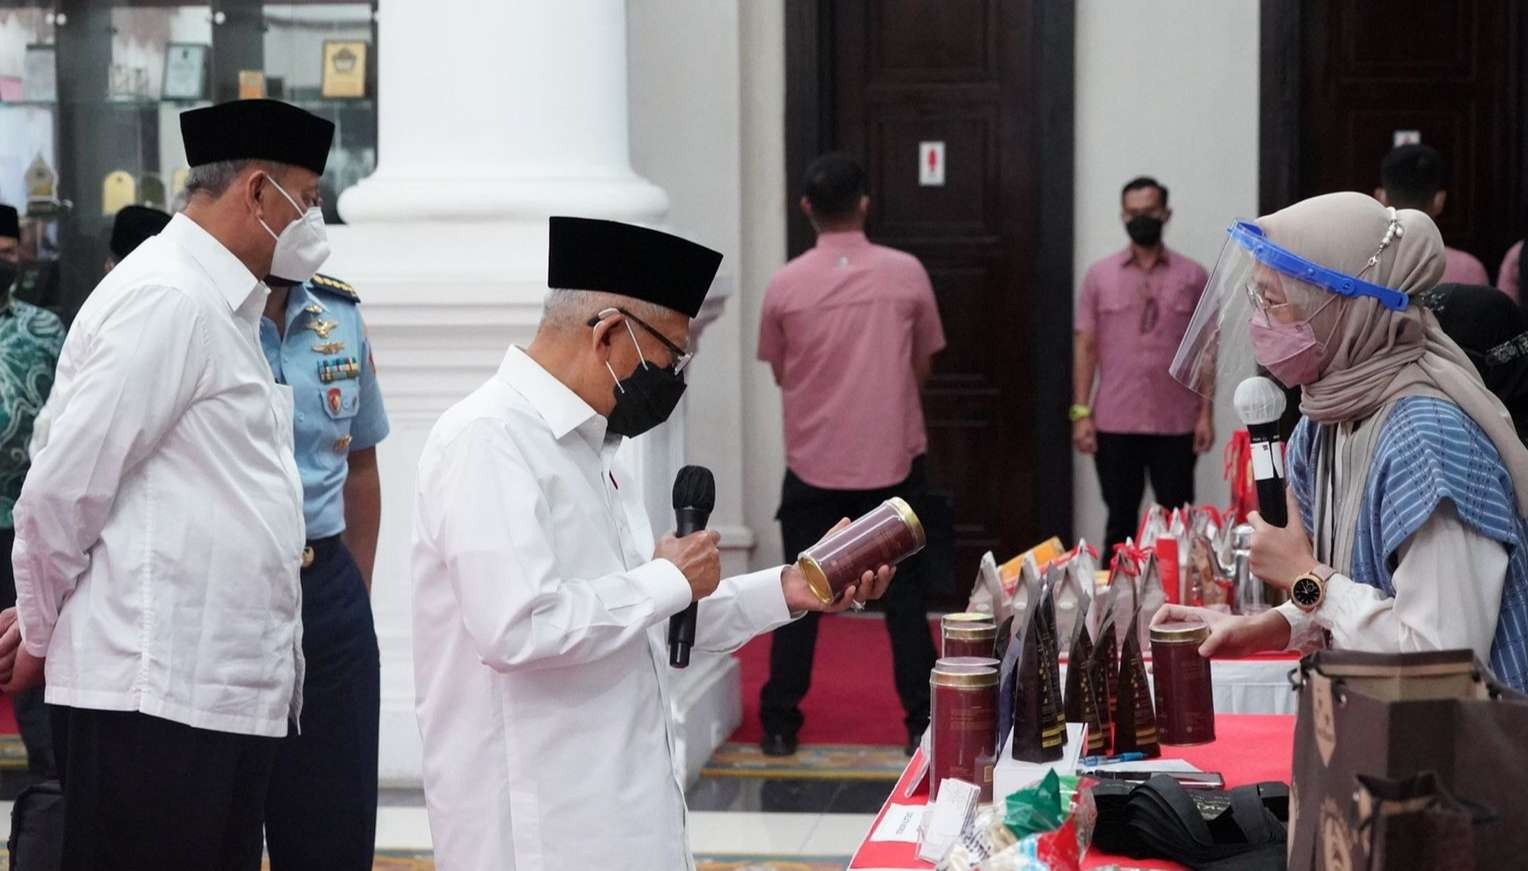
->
[1234, 376, 1288, 527]
[668, 465, 716, 668]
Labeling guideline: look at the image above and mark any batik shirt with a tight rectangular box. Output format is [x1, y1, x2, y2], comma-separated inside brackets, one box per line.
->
[0, 298, 64, 528]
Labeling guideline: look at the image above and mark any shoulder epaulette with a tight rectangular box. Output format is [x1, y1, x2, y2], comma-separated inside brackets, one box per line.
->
[310, 272, 361, 302]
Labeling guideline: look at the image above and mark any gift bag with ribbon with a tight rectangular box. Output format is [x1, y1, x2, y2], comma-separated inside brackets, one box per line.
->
[1289, 649, 1528, 870]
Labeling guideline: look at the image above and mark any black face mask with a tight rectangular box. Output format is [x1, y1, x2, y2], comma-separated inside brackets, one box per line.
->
[0, 261, 15, 297]
[1126, 215, 1164, 247]
[605, 358, 686, 438]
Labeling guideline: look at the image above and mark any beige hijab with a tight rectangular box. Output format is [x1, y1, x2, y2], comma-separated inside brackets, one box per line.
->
[1257, 191, 1528, 516]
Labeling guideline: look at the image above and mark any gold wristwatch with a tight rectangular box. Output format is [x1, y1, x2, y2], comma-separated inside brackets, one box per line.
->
[1291, 568, 1329, 612]
[1068, 403, 1092, 422]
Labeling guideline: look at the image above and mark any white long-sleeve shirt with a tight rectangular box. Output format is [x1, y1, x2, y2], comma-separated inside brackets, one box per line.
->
[412, 346, 795, 871]
[13, 213, 306, 737]
[1279, 501, 1506, 663]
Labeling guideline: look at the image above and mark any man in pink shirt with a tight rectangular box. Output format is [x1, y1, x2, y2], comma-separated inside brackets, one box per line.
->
[757, 153, 944, 757]
[1376, 144, 1490, 285]
[1073, 177, 1213, 550]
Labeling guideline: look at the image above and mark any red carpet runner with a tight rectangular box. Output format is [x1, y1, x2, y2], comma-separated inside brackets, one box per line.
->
[730, 614, 938, 746]
[0, 696, 17, 734]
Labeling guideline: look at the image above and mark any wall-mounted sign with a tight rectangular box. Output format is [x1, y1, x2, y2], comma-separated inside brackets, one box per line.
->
[919, 141, 945, 187]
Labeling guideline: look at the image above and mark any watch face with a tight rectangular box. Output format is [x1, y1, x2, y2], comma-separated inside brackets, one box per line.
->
[1293, 577, 1322, 608]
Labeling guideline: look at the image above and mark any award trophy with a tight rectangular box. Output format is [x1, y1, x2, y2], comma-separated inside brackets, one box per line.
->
[103, 171, 137, 216]
[25, 155, 62, 216]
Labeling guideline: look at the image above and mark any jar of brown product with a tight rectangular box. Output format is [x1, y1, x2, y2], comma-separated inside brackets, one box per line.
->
[1149, 621, 1215, 745]
[929, 659, 999, 802]
[941, 613, 997, 659]
[797, 497, 925, 604]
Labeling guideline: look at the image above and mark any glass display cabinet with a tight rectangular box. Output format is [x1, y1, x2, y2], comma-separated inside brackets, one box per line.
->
[0, 0, 377, 321]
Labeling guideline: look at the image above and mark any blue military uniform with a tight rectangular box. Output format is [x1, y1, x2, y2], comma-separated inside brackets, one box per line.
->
[259, 272, 389, 537]
[258, 272, 388, 871]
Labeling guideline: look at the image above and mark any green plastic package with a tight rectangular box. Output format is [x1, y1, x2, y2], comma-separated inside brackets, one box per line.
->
[1003, 769, 1065, 839]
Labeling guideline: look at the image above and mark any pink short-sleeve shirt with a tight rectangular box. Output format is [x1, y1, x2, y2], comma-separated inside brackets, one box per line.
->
[1442, 246, 1491, 286]
[1074, 246, 1209, 435]
[1499, 240, 1523, 302]
[758, 231, 945, 490]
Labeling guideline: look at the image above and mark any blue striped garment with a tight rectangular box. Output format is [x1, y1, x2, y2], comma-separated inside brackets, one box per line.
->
[1287, 396, 1528, 690]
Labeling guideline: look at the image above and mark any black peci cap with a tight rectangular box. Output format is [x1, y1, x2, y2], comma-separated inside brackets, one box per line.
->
[0, 204, 17, 240]
[179, 99, 335, 175]
[547, 217, 722, 319]
[110, 205, 172, 260]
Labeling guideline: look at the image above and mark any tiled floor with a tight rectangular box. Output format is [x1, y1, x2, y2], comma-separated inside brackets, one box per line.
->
[372, 776, 882, 866]
[370, 743, 899, 867]
[0, 743, 902, 869]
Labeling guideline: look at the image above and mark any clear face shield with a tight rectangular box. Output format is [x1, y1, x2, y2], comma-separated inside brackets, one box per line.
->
[1169, 220, 1410, 393]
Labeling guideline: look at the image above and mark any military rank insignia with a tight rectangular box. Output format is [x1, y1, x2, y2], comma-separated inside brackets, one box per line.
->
[318, 356, 361, 383]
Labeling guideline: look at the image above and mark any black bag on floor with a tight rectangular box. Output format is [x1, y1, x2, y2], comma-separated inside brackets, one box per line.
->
[8, 778, 64, 871]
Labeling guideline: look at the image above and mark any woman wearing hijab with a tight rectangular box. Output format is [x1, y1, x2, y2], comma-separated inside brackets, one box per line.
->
[1159, 192, 1528, 691]
[1417, 282, 1528, 438]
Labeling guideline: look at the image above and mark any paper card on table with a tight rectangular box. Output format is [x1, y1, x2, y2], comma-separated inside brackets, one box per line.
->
[903, 732, 932, 798]
[916, 778, 980, 863]
[869, 804, 924, 843]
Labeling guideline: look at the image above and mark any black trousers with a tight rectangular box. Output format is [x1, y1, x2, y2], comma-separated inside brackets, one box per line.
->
[0, 527, 54, 775]
[760, 457, 937, 739]
[1094, 432, 1197, 552]
[264, 537, 381, 871]
[59, 708, 278, 871]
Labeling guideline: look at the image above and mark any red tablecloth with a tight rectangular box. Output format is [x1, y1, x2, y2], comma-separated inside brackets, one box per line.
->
[847, 713, 1295, 870]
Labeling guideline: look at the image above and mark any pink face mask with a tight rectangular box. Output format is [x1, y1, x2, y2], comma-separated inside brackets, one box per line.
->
[1249, 316, 1324, 387]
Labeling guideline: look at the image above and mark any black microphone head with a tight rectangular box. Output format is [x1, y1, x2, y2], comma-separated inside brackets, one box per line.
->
[672, 465, 716, 513]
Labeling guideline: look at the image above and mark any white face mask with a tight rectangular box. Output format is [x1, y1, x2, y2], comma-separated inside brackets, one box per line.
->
[257, 174, 330, 284]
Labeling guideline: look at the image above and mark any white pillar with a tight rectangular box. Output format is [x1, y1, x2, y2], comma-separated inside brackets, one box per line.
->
[322, 0, 739, 786]
[340, 1, 666, 224]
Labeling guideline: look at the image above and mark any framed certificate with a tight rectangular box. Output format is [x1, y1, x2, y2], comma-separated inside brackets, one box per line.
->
[108, 65, 140, 101]
[162, 43, 209, 101]
[22, 45, 56, 103]
[321, 40, 368, 99]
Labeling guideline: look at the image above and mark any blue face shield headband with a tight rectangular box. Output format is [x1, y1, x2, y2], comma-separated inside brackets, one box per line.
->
[1227, 220, 1409, 312]
[1170, 213, 1412, 397]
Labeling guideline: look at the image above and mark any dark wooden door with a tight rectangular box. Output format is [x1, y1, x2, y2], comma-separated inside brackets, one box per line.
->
[1261, 0, 1528, 274]
[786, 0, 1075, 603]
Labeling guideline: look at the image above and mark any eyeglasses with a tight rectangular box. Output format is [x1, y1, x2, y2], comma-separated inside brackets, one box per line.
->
[1244, 281, 1296, 322]
[586, 306, 694, 374]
